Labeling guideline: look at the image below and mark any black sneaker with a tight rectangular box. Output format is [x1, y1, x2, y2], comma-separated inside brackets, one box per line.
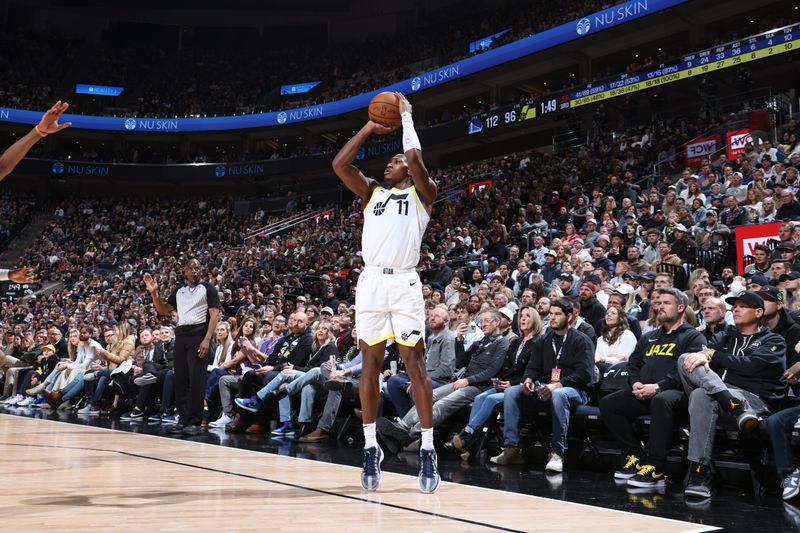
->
[120, 408, 144, 422]
[166, 423, 185, 435]
[452, 430, 475, 452]
[376, 417, 412, 455]
[182, 424, 202, 436]
[268, 388, 289, 401]
[614, 455, 642, 480]
[728, 399, 761, 432]
[685, 463, 714, 499]
[324, 379, 353, 393]
[627, 464, 666, 488]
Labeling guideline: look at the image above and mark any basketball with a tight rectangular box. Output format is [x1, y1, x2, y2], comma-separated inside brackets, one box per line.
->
[368, 91, 401, 128]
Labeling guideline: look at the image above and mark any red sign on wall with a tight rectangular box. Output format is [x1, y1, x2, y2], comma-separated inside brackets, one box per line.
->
[684, 135, 719, 167]
[727, 129, 753, 160]
[735, 221, 783, 274]
[468, 179, 493, 195]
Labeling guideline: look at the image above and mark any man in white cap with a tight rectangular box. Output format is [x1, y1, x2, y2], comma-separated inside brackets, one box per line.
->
[319, 307, 335, 322]
[498, 307, 518, 343]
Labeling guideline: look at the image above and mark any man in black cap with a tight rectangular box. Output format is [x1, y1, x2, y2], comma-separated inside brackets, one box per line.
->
[747, 273, 771, 291]
[760, 286, 800, 368]
[558, 272, 577, 297]
[679, 291, 786, 499]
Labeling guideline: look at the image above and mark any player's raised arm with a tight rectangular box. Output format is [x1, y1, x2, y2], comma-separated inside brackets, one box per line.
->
[0, 101, 72, 182]
[332, 121, 396, 203]
[396, 93, 436, 209]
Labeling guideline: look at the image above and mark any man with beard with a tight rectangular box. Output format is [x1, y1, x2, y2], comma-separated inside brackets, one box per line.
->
[601, 288, 705, 489]
[578, 274, 606, 328]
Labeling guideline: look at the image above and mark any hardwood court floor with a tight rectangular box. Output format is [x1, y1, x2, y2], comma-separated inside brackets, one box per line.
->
[0, 414, 715, 532]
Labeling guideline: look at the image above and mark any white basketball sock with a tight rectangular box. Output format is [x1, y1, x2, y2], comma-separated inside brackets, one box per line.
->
[363, 422, 377, 449]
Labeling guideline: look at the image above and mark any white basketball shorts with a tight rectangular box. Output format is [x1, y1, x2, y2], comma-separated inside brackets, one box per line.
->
[355, 265, 426, 347]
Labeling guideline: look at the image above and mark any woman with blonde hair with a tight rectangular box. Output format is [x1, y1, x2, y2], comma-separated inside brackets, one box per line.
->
[75, 322, 135, 414]
[203, 321, 238, 424]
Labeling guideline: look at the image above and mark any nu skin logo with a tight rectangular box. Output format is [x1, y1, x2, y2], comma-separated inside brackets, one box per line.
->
[51, 162, 64, 175]
[124, 118, 137, 130]
[277, 112, 288, 124]
[215, 166, 226, 177]
[411, 77, 422, 91]
[576, 18, 591, 35]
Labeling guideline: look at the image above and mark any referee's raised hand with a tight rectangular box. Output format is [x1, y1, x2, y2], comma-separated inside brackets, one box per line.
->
[143, 273, 158, 293]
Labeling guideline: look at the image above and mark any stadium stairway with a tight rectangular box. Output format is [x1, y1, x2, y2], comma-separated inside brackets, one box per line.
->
[0, 211, 54, 267]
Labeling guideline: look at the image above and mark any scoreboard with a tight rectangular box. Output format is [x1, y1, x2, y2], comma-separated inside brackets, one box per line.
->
[0, 282, 37, 302]
[467, 23, 799, 135]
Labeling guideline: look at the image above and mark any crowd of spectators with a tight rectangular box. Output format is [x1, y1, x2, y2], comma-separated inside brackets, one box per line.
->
[1, 105, 800, 502]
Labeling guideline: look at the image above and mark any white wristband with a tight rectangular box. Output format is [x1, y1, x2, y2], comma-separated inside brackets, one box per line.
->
[401, 112, 421, 152]
[0, 269, 9, 281]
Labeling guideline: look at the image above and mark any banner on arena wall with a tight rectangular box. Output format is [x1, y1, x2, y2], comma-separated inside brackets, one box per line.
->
[727, 129, 753, 160]
[735, 221, 783, 274]
[315, 211, 333, 224]
[684, 135, 720, 167]
[468, 179, 493, 195]
[0, 0, 688, 132]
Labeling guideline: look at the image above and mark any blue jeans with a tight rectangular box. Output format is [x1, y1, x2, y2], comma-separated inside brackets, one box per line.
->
[386, 373, 448, 418]
[205, 367, 231, 401]
[765, 405, 800, 475]
[60, 371, 86, 401]
[161, 370, 175, 413]
[466, 388, 506, 432]
[90, 369, 113, 407]
[279, 367, 327, 423]
[502, 383, 588, 454]
[255, 370, 306, 402]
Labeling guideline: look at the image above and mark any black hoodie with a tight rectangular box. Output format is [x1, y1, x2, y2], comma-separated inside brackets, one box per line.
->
[709, 325, 786, 404]
[627, 322, 705, 391]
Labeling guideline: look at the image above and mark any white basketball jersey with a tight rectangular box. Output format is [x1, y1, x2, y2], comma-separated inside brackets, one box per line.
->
[362, 185, 430, 270]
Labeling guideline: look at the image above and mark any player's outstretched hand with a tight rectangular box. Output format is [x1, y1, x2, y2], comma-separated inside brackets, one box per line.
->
[9, 267, 35, 284]
[37, 101, 72, 135]
[395, 92, 411, 115]
[367, 120, 397, 136]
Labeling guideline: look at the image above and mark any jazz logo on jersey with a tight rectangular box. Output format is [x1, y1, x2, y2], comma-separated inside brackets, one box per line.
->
[644, 343, 677, 357]
[373, 192, 410, 217]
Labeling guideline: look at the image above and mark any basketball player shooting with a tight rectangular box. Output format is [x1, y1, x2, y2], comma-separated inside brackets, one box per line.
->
[332, 92, 439, 493]
[0, 101, 72, 284]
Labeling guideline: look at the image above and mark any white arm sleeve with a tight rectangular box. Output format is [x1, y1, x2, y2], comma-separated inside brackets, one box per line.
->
[0, 269, 9, 282]
[401, 112, 421, 153]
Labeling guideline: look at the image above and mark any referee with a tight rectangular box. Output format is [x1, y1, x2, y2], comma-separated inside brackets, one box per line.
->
[145, 258, 221, 436]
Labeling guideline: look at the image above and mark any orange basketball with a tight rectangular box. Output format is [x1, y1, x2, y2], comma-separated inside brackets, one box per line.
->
[368, 92, 401, 128]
